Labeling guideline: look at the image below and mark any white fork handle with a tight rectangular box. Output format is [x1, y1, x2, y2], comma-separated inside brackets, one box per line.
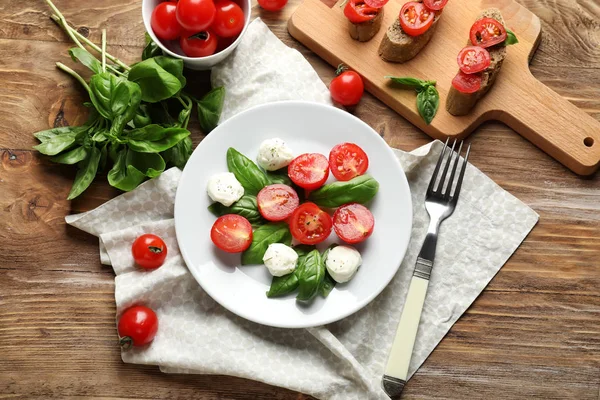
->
[382, 276, 429, 396]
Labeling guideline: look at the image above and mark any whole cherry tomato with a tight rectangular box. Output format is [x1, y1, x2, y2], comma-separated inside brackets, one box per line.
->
[212, 0, 245, 38]
[329, 65, 364, 106]
[151, 2, 182, 41]
[132, 234, 167, 269]
[180, 30, 218, 57]
[176, 0, 217, 31]
[258, 0, 288, 12]
[117, 306, 159, 348]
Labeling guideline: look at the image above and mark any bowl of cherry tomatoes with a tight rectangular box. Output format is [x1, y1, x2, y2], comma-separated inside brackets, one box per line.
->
[142, 0, 252, 70]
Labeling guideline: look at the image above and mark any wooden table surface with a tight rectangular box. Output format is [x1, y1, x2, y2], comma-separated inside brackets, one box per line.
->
[1, 0, 599, 399]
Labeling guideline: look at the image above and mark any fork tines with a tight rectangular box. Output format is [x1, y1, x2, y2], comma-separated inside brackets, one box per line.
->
[427, 139, 471, 202]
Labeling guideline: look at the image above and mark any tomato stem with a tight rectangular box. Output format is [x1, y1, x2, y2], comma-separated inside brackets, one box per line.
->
[119, 336, 133, 350]
[335, 63, 349, 76]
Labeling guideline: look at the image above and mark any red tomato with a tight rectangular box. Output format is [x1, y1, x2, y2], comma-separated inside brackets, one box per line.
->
[216, 35, 236, 52]
[211, 214, 253, 253]
[422, 0, 448, 11]
[132, 234, 167, 269]
[179, 30, 218, 57]
[333, 203, 375, 244]
[364, 0, 389, 8]
[212, 0, 245, 38]
[257, 184, 300, 222]
[117, 306, 159, 348]
[399, 2, 434, 37]
[457, 46, 491, 74]
[151, 2, 182, 41]
[288, 153, 330, 191]
[289, 203, 332, 245]
[176, 0, 216, 31]
[469, 17, 507, 48]
[330, 71, 364, 106]
[257, 0, 288, 11]
[329, 142, 369, 181]
[343, 0, 379, 24]
[452, 71, 482, 94]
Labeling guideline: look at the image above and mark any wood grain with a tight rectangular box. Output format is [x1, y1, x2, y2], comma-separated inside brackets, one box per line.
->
[1, 0, 599, 399]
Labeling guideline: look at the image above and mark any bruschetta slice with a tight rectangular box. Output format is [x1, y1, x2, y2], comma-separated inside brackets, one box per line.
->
[446, 9, 508, 116]
[378, 1, 445, 63]
[344, 0, 385, 42]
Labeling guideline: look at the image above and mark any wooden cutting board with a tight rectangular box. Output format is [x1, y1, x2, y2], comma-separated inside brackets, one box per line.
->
[288, 0, 600, 176]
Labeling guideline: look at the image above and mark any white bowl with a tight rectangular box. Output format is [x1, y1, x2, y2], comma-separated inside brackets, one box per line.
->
[142, 0, 252, 70]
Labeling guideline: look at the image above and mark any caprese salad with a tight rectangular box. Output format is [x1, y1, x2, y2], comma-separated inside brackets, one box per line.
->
[206, 139, 380, 303]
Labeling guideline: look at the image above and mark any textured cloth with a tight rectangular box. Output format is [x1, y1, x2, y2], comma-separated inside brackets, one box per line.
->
[66, 141, 538, 400]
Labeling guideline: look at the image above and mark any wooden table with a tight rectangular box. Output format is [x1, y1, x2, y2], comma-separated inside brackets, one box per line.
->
[1, 0, 598, 399]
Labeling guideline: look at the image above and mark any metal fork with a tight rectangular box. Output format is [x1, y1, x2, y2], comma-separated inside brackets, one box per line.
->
[382, 139, 471, 399]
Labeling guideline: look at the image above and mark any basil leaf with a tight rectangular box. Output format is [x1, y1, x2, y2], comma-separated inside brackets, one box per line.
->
[296, 249, 324, 302]
[107, 148, 146, 191]
[69, 48, 102, 74]
[226, 147, 269, 195]
[267, 273, 299, 298]
[126, 150, 165, 178]
[98, 142, 108, 172]
[133, 104, 152, 128]
[294, 245, 315, 260]
[142, 33, 162, 60]
[320, 244, 338, 297]
[417, 85, 440, 125]
[241, 223, 292, 265]
[92, 130, 108, 143]
[33, 132, 77, 155]
[386, 76, 436, 90]
[197, 87, 225, 133]
[89, 73, 142, 122]
[127, 128, 190, 153]
[128, 58, 183, 103]
[50, 146, 88, 164]
[67, 146, 101, 200]
[309, 175, 379, 208]
[154, 56, 186, 87]
[266, 168, 293, 186]
[161, 136, 192, 169]
[505, 29, 519, 46]
[34, 126, 86, 143]
[208, 195, 263, 225]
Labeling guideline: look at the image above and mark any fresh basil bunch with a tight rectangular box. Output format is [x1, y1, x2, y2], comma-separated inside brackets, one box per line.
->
[386, 76, 440, 125]
[34, 2, 226, 199]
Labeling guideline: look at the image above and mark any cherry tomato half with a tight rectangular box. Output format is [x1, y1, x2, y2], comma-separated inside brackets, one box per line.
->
[132, 234, 168, 269]
[289, 202, 333, 245]
[333, 203, 375, 244]
[257, 184, 300, 222]
[176, 0, 217, 31]
[330, 71, 364, 106]
[344, 0, 379, 24]
[117, 306, 159, 348]
[329, 142, 369, 181]
[452, 71, 482, 94]
[151, 2, 182, 41]
[364, 0, 389, 8]
[212, 0, 245, 38]
[469, 17, 507, 48]
[423, 0, 449, 11]
[399, 1, 434, 37]
[179, 30, 218, 57]
[210, 214, 253, 253]
[288, 153, 330, 191]
[258, 0, 288, 12]
[457, 46, 491, 74]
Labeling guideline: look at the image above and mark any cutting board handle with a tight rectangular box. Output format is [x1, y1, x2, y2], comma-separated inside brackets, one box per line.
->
[496, 73, 600, 175]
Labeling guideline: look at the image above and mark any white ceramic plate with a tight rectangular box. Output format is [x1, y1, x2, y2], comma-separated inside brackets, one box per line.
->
[175, 101, 412, 328]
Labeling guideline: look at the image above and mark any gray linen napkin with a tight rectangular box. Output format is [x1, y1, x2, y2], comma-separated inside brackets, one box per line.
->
[65, 18, 538, 400]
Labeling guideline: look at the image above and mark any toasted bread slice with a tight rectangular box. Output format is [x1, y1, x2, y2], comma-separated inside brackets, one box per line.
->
[349, 7, 384, 42]
[446, 8, 508, 116]
[378, 7, 440, 63]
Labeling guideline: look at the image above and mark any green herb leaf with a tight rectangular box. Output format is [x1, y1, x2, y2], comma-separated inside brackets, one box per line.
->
[154, 56, 186, 87]
[197, 87, 225, 133]
[91, 130, 108, 143]
[241, 223, 292, 265]
[133, 104, 152, 128]
[267, 273, 299, 298]
[266, 168, 293, 186]
[208, 195, 263, 225]
[309, 175, 379, 208]
[505, 29, 519, 46]
[319, 244, 338, 297]
[50, 146, 88, 164]
[89, 73, 142, 122]
[226, 147, 270, 195]
[107, 148, 146, 191]
[126, 125, 190, 153]
[33, 132, 78, 156]
[68, 48, 102, 74]
[142, 33, 162, 60]
[127, 57, 183, 103]
[416, 85, 440, 125]
[161, 136, 192, 169]
[98, 142, 108, 172]
[67, 146, 101, 200]
[296, 249, 325, 302]
[126, 149, 165, 178]
[386, 76, 436, 90]
[34, 126, 87, 143]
